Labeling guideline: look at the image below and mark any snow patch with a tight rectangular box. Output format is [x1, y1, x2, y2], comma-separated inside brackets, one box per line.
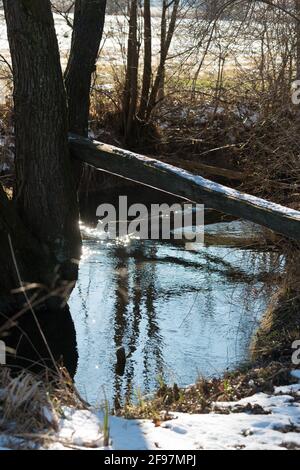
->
[1, 371, 299, 450]
[48, 408, 106, 450]
[108, 373, 300, 450]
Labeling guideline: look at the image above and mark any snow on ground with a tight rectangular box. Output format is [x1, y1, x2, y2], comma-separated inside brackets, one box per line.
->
[0, 9, 269, 89]
[0, 407, 107, 450]
[48, 408, 106, 450]
[108, 380, 300, 450]
[2, 371, 299, 450]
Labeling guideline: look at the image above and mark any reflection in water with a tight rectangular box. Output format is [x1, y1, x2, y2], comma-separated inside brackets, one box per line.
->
[0, 183, 281, 401]
[113, 251, 129, 407]
[142, 247, 164, 393]
[70, 226, 281, 406]
[112, 245, 165, 408]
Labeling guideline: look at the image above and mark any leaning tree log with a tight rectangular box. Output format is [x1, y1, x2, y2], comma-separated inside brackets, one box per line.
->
[69, 135, 300, 242]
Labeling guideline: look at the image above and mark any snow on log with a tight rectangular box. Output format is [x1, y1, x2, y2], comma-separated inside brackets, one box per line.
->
[69, 134, 300, 242]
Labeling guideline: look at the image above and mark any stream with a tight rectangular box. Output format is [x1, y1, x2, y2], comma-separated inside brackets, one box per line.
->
[69, 191, 280, 406]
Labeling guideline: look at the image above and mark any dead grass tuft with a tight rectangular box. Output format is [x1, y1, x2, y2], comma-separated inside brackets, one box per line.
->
[0, 366, 87, 447]
[117, 362, 298, 420]
[0, 367, 59, 438]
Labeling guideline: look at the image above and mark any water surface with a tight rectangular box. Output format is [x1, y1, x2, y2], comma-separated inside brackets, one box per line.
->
[69, 222, 278, 406]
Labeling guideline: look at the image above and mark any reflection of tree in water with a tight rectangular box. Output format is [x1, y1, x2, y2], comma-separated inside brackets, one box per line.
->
[70, 219, 284, 405]
[124, 249, 145, 404]
[203, 258, 216, 321]
[112, 243, 164, 407]
[77, 265, 92, 319]
[76, 266, 94, 375]
[111, 241, 282, 406]
[220, 249, 283, 363]
[141, 246, 164, 393]
[112, 247, 130, 409]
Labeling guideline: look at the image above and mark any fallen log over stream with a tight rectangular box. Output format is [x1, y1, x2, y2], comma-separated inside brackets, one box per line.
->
[69, 134, 300, 242]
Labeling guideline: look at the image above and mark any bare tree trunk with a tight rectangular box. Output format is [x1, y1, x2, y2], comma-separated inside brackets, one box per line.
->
[4, 0, 81, 283]
[146, 0, 179, 120]
[138, 0, 152, 121]
[1, 0, 82, 374]
[123, 0, 139, 141]
[0, 182, 78, 374]
[157, 0, 167, 103]
[295, 0, 300, 80]
[205, 0, 220, 21]
[65, 0, 107, 136]
[0, 184, 49, 296]
[0, 0, 108, 375]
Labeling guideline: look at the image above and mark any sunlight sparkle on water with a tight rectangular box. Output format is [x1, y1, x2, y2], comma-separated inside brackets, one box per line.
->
[79, 220, 140, 248]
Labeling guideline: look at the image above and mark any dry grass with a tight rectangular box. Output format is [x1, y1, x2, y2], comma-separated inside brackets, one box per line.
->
[0, 367, 58, 448]
[117, 361, 298, 421]
[0, 368, 58, 432]
[251, 289, 300, 362]
[0, 366, 87, 448]
[251, 245, 300, 360]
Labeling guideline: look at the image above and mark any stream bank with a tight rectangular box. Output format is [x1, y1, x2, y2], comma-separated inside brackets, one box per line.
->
[0, 367, 300, 450]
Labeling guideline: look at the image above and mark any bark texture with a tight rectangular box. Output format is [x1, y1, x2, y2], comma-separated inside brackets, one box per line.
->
[65, 0, 107, 136]
[147, 0, 179, 119]
[0, 184, 48, 295]
[3, 0, 81, 282]
[123, 0, 139, 140]
[138, 0, 152, 121]
[296, 0, 300, 80]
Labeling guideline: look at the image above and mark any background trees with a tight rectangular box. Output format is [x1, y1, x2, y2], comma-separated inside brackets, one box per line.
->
[120, 0, 181, 146]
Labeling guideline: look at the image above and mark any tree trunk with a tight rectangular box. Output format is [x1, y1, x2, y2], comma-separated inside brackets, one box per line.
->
[123, 0, 139, 142]
[146, 0, 179, 120]
[157, 0, 167, 103]
[138, 0, 152, 121]
[4, 0, 81, 283]
[1, 0, 81, 375]
[0, 184, 49, 297]
[296, 0, 300, 80]
[65, 0, 107, 136]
